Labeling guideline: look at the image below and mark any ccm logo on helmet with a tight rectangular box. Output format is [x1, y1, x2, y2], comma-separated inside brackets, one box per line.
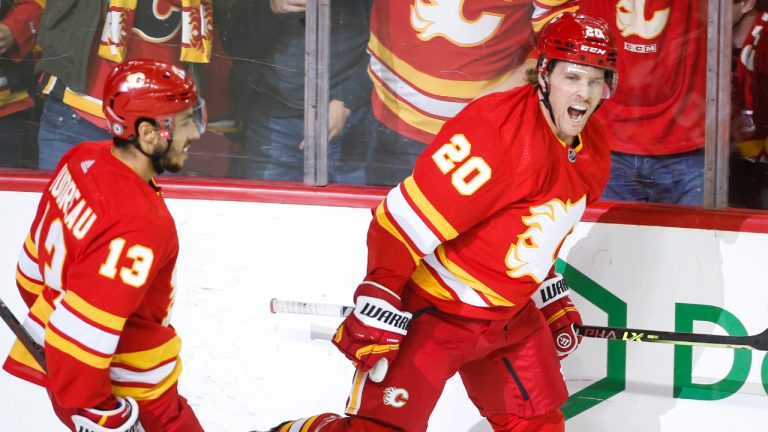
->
[581, 45, 607, 55]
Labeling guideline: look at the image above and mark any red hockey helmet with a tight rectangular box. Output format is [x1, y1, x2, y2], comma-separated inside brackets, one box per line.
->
[537, 13, 619, 98]
[103, 58, 206, 141]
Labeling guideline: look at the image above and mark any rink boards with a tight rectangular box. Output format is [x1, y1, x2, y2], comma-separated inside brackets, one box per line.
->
[0, 182, 766, 431]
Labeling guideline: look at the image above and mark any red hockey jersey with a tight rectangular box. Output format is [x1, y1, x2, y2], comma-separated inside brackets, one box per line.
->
[576, 0, 707, 155]
[368, 0, 536, 144]
[365, 85, 610, 320]
[3, 141, 183, 409]
[734, 10, 768, 157]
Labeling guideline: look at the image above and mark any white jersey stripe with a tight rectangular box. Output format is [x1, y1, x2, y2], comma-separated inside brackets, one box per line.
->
[386, 186, 441, 256]
[48, 303, 119, 356]
[17, 247, 42, 281]
[423, 253, 488, 308]
[110, 360, 178, 385]
[23, 317, 45, 346]
[370, 55, 467, 119]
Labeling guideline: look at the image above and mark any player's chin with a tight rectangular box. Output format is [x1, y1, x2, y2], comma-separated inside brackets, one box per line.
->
[163, 157, 186, 173]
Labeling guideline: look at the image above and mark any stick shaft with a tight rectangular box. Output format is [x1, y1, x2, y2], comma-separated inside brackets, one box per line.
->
[270, 298, 352, 317]
[270, 299, 768, 351]
[0, 297, 47, 371]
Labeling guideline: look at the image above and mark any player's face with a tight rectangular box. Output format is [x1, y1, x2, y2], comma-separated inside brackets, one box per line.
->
[160, 107, 202, 173]
[544, 61, 607, 144]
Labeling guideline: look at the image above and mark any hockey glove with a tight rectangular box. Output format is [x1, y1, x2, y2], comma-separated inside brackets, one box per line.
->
[71, 396, 144, 432]
[533, 274, 583, 359]
[332, 281, 412, 381]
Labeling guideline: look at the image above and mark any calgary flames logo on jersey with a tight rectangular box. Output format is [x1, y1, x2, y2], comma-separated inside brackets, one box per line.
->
[383, 387, 409, 408]
[616, 0, 670, 39]
[410, 0, 503, 46]
[505, 197, 586, 283]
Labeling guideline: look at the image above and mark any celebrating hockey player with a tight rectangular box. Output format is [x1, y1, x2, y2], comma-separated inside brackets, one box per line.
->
[3, 59, 207, 432]
[257, 12, 617, 432]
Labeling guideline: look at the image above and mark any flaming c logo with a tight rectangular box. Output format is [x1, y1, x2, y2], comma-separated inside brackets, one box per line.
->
[616, 0, 670, 39]
[410, 0, 503, 46]
[505, 198, 586, 283]
[383, 387, 409, 408]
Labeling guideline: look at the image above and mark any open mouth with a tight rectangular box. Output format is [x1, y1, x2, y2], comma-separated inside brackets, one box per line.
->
[567, 104, 588, 122]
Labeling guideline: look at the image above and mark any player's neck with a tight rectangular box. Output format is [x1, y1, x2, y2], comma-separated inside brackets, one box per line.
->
[111, 145, 157, 182]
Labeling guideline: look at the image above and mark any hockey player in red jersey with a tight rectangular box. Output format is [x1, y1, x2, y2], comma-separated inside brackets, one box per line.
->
[257, 13, 617, 432]
[3, 59, 207, 432]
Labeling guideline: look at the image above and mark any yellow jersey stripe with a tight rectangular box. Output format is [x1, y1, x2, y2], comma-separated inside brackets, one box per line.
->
[375, 202, 421, 264]
[62, 89, 106, 119]
[8, 339, 45, 373]
[46, 329, 112, 369]
[24, 234, 38, 258]
[112, 336, 182, 369]
[402, 177, 458, 241]
[411, 265, 456, 301]
[371, 71, 443, 135]
[16, 269, 43, 297]
[64, 291, 126, 332]
[368, 33, 515, 98]
[112, 360, 183, 401]
[436, 247, 515, 307]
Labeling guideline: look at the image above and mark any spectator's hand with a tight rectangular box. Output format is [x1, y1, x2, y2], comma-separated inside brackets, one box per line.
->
[299, 100, 351, 150]
[0, 24, 17, 54]
[270, 0, 307, 14]
[328, 99, 351, 142]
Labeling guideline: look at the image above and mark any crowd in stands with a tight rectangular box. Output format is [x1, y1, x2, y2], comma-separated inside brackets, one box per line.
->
[0, 0, 766, 208]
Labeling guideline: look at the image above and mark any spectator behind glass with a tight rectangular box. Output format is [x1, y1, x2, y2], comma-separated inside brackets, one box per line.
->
[548, 1, 707, 205]
[730, 0, 768, 209]
[364, 0, 555, 186]
[228, 0, 372, 183]
[0, 0, 41, 168]
[34, 0, 213, 171]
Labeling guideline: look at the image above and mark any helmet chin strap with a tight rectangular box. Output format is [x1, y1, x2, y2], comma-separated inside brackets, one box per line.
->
[539, 73, 558, 130]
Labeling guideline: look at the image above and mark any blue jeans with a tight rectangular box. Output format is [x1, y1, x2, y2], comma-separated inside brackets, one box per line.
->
[240, 106, 373, 184]
[601, 150, 705, 205]
[37, 98, 112, 171]
[0, 109, 32, 168]
[365, 119, 427, 186]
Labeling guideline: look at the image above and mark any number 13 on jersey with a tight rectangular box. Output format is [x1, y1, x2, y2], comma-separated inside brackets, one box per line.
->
[431, 134, 492, 195]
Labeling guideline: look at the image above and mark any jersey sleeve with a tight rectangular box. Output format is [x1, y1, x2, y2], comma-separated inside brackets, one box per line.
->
[532, 0, 579, 33]
[364, 108, 515, 295]
[44, 216, 173, 409]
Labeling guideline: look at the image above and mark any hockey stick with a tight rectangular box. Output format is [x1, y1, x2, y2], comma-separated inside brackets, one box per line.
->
[270, 298, 390, 381]
[0, 297, 47, 371]
[270, 298, 768, 351]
